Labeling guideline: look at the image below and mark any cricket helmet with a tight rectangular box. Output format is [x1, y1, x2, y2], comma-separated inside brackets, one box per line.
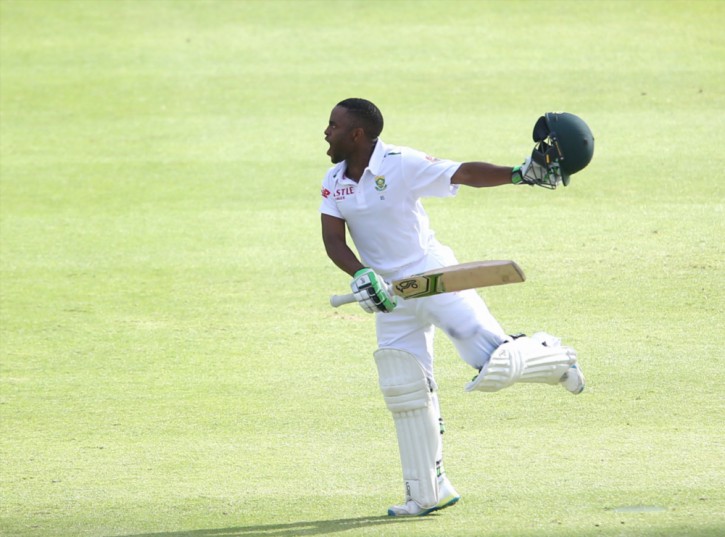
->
[531, 112, 594, 186]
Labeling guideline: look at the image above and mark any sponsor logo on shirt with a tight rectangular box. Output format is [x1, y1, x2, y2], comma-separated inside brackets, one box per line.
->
[321, 187, 331, 198]
[374, 176, 387, 192]
[425, 155, 441, 162]
[334, 186, 355, 200]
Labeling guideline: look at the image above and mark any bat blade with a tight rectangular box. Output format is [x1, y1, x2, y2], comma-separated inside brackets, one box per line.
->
[393, 260, 525, 299]
[329, 260, 525, 308]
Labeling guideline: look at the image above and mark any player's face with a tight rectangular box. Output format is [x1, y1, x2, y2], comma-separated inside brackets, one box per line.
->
[324, 106, 358, 164]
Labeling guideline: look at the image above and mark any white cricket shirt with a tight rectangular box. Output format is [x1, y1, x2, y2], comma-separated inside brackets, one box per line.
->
[319, 139, 461, 275]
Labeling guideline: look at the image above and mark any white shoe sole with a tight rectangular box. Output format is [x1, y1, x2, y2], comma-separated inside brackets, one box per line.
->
[388, 493, 460, 517]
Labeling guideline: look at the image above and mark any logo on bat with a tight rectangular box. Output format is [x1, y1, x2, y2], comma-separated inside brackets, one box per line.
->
[395, 279, 419, 292]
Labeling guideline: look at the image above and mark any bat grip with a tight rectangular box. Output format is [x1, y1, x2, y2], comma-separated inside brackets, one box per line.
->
[329, 293, 357, 308]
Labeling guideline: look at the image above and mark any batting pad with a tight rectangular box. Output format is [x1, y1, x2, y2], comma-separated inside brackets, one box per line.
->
[465, 334, 576, 392]
[374, 348, 440, 509]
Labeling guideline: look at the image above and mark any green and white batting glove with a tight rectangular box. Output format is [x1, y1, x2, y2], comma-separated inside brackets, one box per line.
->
[350, 268, 397, 313]
[511, 157, 563, 189]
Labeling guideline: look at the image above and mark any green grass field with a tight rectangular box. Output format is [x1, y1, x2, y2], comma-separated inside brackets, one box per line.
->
[1, 1, 723, 536]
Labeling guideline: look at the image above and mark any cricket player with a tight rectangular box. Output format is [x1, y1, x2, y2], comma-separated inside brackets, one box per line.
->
[319, 98, 591, 517]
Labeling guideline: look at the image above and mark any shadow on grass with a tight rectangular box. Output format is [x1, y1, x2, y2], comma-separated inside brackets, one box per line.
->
[115, 518, 725, 537]
[117, 515, 430, 537]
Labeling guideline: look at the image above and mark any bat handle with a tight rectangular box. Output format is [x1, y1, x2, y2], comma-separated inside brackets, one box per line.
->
[329, 293, 357, 308]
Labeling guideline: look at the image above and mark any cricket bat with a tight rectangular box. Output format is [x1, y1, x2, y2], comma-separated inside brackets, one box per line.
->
[329, 260, 525, 308]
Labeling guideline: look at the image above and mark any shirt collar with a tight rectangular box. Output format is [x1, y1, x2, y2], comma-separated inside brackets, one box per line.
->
[334, 139, 386, 183]
[367, 139, 386, 176]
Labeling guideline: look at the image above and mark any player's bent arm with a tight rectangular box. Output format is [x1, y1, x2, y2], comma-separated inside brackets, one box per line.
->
[321, 214, 365, 277]
[451, 162, 514, 188]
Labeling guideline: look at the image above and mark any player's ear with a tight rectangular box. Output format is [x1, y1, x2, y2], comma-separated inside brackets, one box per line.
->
[351, 126, 365, 142]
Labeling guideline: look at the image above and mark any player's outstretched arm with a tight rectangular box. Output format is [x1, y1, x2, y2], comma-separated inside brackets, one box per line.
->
[450, 162, 514, 188]
[451, 159, 563, 189]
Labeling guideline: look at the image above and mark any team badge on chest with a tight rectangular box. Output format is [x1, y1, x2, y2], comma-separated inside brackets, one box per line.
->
[374, 176, 387, 192]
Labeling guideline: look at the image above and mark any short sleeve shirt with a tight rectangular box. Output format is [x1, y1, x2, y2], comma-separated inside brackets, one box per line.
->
[319, 139, 461, 274]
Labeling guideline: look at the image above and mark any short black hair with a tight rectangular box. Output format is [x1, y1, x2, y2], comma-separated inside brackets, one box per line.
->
[337, 98, 384, 140]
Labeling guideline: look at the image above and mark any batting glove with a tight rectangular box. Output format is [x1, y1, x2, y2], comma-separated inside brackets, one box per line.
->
[512, 157, 563, 189]
[351, 268, 397, 313]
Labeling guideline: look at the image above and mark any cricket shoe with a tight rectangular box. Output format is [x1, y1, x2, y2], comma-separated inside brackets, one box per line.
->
[387, 476, 460, 517]
[560, 363, 585, 394]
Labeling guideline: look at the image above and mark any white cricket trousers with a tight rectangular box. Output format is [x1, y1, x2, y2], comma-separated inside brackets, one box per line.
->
[375, 244, 507, 379]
